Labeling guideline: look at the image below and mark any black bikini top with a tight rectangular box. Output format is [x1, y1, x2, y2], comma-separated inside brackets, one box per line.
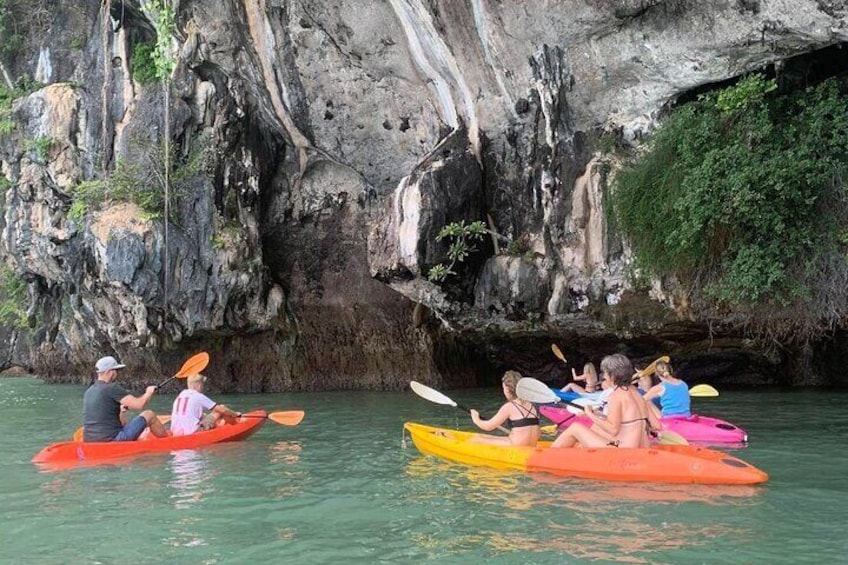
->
[505, 401, 539, 429]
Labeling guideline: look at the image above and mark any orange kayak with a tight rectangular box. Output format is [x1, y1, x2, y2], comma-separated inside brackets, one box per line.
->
[33, 410, 267, 469]
[404, 422, 768, 485]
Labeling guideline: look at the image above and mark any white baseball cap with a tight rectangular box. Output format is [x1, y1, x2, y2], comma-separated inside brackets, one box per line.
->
[95, 356, 126, 373]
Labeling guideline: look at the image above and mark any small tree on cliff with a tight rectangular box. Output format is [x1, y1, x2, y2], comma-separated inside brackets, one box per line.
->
[427, 220, 489, 282]
[427, 220, 529, 283]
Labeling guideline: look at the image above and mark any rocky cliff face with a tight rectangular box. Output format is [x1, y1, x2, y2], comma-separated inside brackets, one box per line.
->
[0, 0, 846, 389]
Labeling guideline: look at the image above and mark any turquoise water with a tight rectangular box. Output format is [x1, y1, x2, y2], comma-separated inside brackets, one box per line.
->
[1, 377, 846, 564]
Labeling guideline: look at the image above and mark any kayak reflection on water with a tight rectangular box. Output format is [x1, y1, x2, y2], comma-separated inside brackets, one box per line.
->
[168, 450, 216, 510]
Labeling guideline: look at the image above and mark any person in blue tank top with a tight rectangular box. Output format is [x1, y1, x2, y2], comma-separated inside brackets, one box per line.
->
[642, 361, 690, 418]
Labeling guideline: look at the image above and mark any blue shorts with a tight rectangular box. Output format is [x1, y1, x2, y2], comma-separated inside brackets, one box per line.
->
[113, 415, 149, 441]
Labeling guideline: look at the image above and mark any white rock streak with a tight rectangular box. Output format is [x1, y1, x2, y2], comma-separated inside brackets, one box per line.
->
[388, 0, 481, 162]
[35, 48, 52, 84]
[395, 175, 422, 271]
[469, 0, 515, 116]
[243, 0, 312, 150]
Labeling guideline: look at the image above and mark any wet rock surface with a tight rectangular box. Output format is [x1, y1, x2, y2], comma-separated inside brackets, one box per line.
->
[0, 1, 846, 388]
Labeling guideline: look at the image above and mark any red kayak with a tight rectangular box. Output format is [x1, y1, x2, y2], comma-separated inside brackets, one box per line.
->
[32, 410, 267, 469]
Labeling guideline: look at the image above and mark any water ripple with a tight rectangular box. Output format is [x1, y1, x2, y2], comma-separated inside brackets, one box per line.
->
[1, 379, 846, 563]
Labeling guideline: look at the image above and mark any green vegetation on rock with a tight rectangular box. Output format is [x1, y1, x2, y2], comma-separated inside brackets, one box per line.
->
[0, 264, 27, 328]
[427, 220, 488, 283]
[69, 136, 210, 222]
[612, 75, 848, 339]
[131, 42, 158, 85]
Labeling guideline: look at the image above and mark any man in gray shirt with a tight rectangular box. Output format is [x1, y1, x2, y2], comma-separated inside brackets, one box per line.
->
[82, 356, 169, 442]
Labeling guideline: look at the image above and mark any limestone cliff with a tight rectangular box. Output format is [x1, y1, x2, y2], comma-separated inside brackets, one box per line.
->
[0, 0, 846, 388]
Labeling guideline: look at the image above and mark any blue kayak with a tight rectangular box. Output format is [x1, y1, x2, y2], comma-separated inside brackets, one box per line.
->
[551, 388, 597, 402]
[550, 387, 661, 407]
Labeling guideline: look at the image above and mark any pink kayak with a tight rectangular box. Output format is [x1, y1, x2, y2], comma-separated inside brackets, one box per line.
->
[539, 405, 747, 444]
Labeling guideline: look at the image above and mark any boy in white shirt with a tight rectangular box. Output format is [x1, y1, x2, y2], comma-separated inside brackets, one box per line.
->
[170, 374, 240, 436]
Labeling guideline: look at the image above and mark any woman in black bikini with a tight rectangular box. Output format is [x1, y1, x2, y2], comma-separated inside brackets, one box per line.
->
[551, 354, 660, 448]
[470, 370, 540, 446]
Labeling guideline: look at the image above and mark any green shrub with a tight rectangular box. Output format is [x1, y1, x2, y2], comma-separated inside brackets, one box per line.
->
[612, 75, 848, 338]
[0, 265, 28, 328]
[26, 135, 52, 162]
[505, 238, 528, 256]
[67, 198, 87, 221]
[131, 42, 158, 84]
[150, 0, 176, 81]
[70, 161, 164, 219]
[0, 85, 17, 133]
[69, 135, 210, 221]
[427, 220, 487, 282]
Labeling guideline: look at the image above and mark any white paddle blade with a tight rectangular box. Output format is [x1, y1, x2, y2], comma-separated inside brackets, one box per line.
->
[565, 404, 583, 416]
[409, 381, 457, 407]
[565, 396, 602, 416]
[570, 397, 601, 407]
[516, 378, 559, 404]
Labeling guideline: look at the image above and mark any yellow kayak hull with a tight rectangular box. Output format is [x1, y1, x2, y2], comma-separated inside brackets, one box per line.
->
[404, 422, 768, 484]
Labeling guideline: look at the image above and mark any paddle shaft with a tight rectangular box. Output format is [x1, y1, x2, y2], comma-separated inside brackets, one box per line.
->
[409, 381, 511, 434]
[155, 352, 210, 390]
[239, 410, 305, 426]
[455, 403, 510, 434]
[155, 376, 178, 389]
[556, 398, 597, 413]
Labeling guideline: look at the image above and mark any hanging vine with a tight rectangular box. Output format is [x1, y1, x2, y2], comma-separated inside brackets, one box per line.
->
[100, 0, 113, 173]
[148, 0, 177, 317]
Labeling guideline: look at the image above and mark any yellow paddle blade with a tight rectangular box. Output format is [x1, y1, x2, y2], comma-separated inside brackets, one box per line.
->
[175, 352, 210, 378]
[551, 344, 567, 364]
[657, 430, 689, 446]
[636, 356, 671, 379]
[267, 410, 305, 426]
[540, 424, 558, 436]
[690, 384, 719, 397]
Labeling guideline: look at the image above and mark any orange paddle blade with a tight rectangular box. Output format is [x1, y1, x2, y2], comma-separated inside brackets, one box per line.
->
[174, 352, 210, 379]
[267, 410, 305, 426]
